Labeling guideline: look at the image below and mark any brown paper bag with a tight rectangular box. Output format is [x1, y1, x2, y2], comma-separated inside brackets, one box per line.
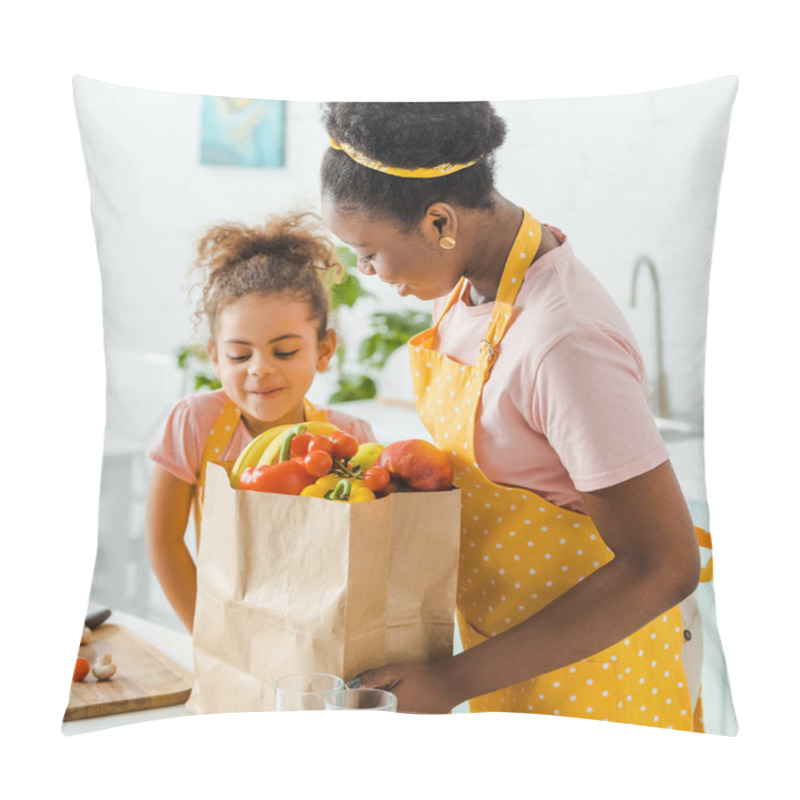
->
[187, 463, 461, 713]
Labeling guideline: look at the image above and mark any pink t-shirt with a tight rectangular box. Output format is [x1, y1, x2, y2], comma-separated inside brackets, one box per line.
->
[432, 226, 668, 514]
[147, 389, 376, 485]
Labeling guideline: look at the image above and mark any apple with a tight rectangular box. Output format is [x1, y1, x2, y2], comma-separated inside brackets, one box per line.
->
[375, 477, 412, 497]
[350, 442, 385, 470]
[376, 439, 454, 492]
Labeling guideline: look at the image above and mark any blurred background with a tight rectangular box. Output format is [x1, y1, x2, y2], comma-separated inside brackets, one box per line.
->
[74, 76, 735, 732]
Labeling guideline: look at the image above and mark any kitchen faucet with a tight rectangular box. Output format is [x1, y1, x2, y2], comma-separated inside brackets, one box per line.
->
[629, 256, 669, 419]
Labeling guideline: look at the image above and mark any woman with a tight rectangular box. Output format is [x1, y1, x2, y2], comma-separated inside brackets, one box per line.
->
[320, 101, 705, 730]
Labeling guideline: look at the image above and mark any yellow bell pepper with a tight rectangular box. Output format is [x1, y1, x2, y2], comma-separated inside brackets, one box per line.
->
[300, 474, 340, 498]
[342, 479, 376, 503]
[300, 475, 375, 503]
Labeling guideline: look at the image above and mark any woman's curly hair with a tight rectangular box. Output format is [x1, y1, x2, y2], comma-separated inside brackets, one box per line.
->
[320, 101, 507, 228]
[191, 211, 342, 340]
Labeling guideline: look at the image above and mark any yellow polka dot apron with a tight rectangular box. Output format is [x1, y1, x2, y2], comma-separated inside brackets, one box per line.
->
[408, 210, 711, 731]
[193, 396, 328, 547]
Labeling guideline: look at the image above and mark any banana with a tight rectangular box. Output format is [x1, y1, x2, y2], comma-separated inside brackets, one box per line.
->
[229, 423, 294, 488]
[258, 421, 342, 467]
[303, 420, 342, 437]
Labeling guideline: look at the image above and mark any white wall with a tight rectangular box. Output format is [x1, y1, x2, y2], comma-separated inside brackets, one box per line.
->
[495, 84, 733, 424]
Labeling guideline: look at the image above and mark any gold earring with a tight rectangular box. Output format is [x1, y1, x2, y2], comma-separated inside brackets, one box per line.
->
[439, 236, 456, 250]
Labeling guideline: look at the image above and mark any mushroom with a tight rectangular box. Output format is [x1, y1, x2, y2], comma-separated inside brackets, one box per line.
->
[80, 626, 92, 645]
[92, 653, 117, 681]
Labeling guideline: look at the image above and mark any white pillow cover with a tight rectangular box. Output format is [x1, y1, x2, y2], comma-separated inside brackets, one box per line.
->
[72, 74, 738, 734]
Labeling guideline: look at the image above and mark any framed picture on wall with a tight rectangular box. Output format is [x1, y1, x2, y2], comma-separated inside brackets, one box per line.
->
[200, 96, 286, 167]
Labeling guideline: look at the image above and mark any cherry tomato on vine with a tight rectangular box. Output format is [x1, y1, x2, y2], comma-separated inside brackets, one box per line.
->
[304, 449, 334, 477]
[362, 465, 391, 493]
[73, 656, 90, 682]
[308, 435, 334, 455]
[330, 431, 359, 460]
[290, 432, 314, 458]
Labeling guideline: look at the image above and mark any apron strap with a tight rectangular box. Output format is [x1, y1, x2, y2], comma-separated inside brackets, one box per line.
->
[194, 397, 241, 546]
[478, 211, 542, 374]
[421, 277, 469, 341]
[696, 526, 713, 583]
[302, 397, 329, 422]
[411, 210, 543, 367]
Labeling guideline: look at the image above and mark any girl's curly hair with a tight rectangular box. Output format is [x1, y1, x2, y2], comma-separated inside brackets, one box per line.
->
[191, 211, 342, 340]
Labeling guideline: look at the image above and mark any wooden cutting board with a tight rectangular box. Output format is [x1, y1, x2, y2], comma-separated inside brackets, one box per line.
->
[64, 623, 194, 721]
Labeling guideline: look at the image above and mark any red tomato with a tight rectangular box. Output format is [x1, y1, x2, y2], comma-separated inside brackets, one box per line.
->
[330, 431, 359, 460]
[73, 656, 90, 682]
[245, 461, 316, 495]
[363, 465, 391, 493]
[308, 435, 334, 455]
[290, 432, 314, 458]
[304, 450, 333, 477]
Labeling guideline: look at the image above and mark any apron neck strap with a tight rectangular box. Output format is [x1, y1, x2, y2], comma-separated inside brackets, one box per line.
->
[195, 396, 242, 546]
[303, 397, 329, 422]
[198, 397, 242, 480]
[430, 277, 468, 334]
[421, 210, 542, 375]
[494, 209, 542, 306]
[479, 210, 541, 372]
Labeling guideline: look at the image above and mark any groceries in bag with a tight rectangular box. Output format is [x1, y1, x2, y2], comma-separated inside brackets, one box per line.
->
[229, 421, 454, 501]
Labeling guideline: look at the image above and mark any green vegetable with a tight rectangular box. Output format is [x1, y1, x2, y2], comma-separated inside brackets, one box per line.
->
[279, 424, 307, 462]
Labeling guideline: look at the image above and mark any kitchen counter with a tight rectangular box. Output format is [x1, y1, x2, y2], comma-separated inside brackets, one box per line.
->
[62, 609, 194, 735]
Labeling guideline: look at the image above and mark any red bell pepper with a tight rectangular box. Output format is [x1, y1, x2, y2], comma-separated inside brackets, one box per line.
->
[238, 460, 316, 495]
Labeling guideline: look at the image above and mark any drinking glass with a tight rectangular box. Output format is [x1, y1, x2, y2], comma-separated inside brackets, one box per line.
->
[325, 688, 398, 712]
[273, 673, 345, 711]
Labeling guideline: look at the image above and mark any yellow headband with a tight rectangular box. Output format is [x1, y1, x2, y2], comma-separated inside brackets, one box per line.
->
[328, 137, 480, 179]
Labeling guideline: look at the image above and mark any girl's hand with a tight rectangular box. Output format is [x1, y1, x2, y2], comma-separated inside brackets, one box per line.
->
[351, 661, 459, 714]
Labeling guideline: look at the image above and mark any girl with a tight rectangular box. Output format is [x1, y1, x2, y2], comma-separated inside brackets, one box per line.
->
[145, 212, 375, 633]
[320, 102, 707, 731]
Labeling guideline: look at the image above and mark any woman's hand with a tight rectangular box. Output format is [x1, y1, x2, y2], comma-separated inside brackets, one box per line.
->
[351, 661, 460, 714]
[354, 462, 701, 713]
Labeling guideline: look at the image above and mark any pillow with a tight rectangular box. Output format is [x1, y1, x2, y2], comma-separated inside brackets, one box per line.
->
[68, 74, 738, 735]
